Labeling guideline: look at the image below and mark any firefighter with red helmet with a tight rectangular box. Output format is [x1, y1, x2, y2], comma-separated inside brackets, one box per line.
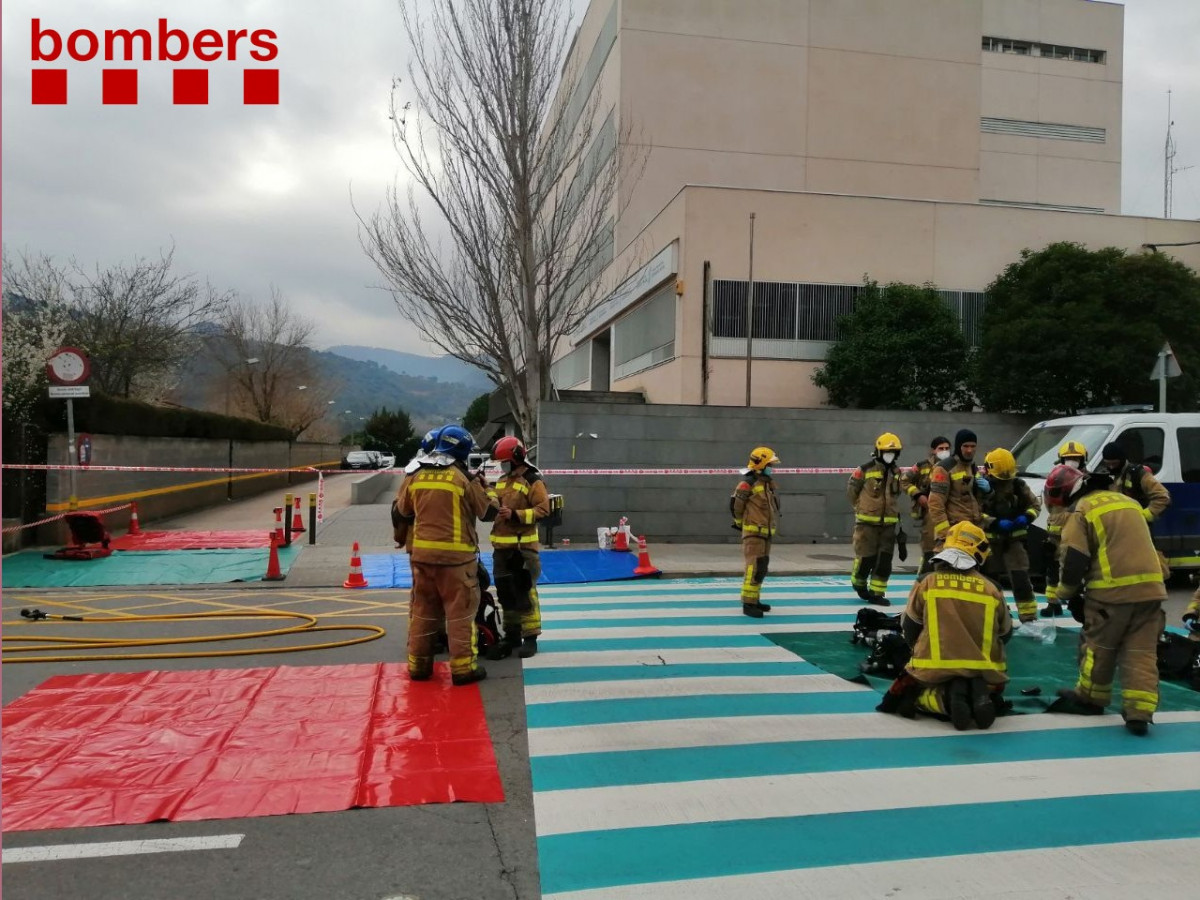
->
[1044, 464, 1168, 736]
[486, 436, 551, 659]
[731, 447, 781, 617]
[847, 433, 905, 605]
[1040, 440, 1088, 617]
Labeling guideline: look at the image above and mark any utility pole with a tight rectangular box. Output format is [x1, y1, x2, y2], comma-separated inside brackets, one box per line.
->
[744, 212, 756, 407]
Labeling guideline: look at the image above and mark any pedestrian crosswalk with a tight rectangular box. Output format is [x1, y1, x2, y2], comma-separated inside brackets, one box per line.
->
[524, 575, 1200, 899]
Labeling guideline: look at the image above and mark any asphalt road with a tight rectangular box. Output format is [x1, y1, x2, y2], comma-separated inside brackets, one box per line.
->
[1, 587, 540, 900]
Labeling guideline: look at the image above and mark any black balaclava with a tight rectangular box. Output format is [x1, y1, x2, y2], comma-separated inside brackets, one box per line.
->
[1101, 442, 1127, 474]
[954, 429, 977, 461]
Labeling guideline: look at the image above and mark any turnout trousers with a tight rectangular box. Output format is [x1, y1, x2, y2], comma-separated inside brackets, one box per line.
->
[741, 536, 771, 606]
[492, 546, 543, 638]
[408, 561, 481, 679]
[851, 523, 896, 596]
[1075, 597, 1165, 723]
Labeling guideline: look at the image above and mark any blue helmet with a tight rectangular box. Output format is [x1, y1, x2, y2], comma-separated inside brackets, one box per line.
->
[419, 427, 443, 454]
[433, 425, 475, 461]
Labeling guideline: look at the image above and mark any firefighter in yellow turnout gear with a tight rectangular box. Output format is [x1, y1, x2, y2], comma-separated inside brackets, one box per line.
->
[877, 521, 1012, 730]
[486, 436, 551, 660]
[1044, 464, 1168, 736]
[731, 447, 781, 618]
[979, 448, 1041, 622]
[906, 436, 952, 577]
[397, 425, 499, 685]
[847, 433, 905, 606]
[928, 429, 987, 550]
[1041, 441, 1088, 617]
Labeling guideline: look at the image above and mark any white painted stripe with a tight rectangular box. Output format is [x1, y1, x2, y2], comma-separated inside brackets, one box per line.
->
[544, 605, 867, 620]
[540, 592, 886, 606]
[524, 673, 860, 705]
[527, 709, 1200, 758]
[525, 645, 804, 668]
[541, 837, 1200, 900]
[2, 834, 245, 864]
[538, 620, 1077, 641]
[538, 576, 904, 596]
[534, 752, 1200, 836]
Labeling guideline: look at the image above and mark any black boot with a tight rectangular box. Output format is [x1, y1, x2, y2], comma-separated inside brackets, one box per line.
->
[1123, 715, 1150, 736]
[1039, 602, 1062, 618]
[853, 584, 871, 601]
[486, 626, 520, 661]
[867, 593, 891, 607]
[948, 678, 973, 731]
[517, 635, 539, 658]
[452, 666, 488, 686]
[970, 676, 996, 730]
[757, 602, 772, 612]
[1048, 689, 1106, 716]
[742, 603, 764, 618]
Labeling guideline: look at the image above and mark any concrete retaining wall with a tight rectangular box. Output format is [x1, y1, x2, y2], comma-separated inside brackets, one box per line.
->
[350, 471, 400, 505]
[537, 401, 1037, 543]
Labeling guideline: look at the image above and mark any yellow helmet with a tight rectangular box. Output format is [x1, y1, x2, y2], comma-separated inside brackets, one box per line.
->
[874, 432, 902, 453]
[747, 446, 780, 472]
[1057, 440, 1088, 463]
[943, 521, 991, 566]
[983, 448, 1017, 480]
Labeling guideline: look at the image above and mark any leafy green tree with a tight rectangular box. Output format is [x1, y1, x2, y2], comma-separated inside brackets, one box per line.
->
[356, 407, 419, 460]
[812, 280, 970, 410]
[973, 242, 1200, 415]
[462, 392, 491, 435]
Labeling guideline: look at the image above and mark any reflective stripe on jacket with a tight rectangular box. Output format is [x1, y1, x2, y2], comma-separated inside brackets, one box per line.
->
[928, 457, 981, 537]
[490, 469, 551, 548]
[847, 459, 902, 525]
[904, 569, 1011, 684]
[399, 465, 498, 565]
[1059, 490, 1167, 604]
[732, 476, 779, 539]
[1116, 464, 1172, 521]
[980, 477, 1041, 540]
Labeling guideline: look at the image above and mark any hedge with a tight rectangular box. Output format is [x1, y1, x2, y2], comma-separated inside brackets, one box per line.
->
[37, 393, 293, 441]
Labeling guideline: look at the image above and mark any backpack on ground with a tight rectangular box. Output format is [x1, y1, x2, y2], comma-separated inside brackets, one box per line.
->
[851, 607, 911, 677]
[1157, 631, 1200, 690]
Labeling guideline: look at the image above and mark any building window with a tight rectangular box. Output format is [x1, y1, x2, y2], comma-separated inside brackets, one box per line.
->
[613, 283, 676, 380]
[981, 117, 1105, 144]
[982, 36, 1106, 64]
[711, 280, 987, 359]
[550, 344, 590, 390]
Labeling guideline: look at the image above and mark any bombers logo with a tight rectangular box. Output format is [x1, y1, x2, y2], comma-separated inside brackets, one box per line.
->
[30, 18, 279, 105]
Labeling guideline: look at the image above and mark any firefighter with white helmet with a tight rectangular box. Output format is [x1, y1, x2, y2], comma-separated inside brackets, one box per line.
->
[731, 447, 781, 617]
[847, 433, 905, 605]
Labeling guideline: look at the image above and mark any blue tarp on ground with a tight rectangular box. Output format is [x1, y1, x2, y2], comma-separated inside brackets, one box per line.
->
[360, 549, 658, 589]
[0, 546, 301, 588]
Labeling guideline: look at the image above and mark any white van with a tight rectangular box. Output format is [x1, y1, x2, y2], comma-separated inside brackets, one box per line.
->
[1011, 411, 1200, 577]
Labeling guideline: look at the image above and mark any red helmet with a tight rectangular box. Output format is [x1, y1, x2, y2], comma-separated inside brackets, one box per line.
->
[492, 436, 526, 465]
[1043, 463, 1086, 507]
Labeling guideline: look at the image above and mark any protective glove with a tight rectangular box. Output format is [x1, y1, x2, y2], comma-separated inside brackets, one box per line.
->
[1184, 613, 1199, 633]
[997, 519, 1014, 533]
[1015, 514, 1030, 527]
[1141, 507, 1154, 523]
[975, 476, 992, 494]
[1067, 594, 1085, 624]
[917, 495, 929, 508]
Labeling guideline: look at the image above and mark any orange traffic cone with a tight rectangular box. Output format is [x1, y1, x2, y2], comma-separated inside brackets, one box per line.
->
[343, 541, 369, 588]
[290, 496, 306, 535]
[264, 531, 285, 581]
[128, 501, 142, 536]
[612, 517, 630, 552]
[633, 535, 659, 576]
[273, 506, 285, 545]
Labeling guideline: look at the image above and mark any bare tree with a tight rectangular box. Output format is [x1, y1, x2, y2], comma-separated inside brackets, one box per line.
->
[63, 246, 229, 398]
[359, 0, 643, 443]
[209, 289, 337, 438]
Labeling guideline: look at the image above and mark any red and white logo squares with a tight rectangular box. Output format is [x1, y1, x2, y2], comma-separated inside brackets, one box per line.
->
[30, 68, 279, 105]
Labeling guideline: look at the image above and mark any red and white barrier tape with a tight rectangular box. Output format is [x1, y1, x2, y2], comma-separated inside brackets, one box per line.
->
[2, 463, 856, 476]
[1, 503, 133, 534]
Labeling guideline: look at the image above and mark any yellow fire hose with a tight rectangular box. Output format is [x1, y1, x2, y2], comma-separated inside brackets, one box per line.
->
[2, 607, 387, 664]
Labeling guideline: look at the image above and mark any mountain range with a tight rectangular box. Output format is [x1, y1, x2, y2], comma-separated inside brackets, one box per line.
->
[325, 345, 493, 389]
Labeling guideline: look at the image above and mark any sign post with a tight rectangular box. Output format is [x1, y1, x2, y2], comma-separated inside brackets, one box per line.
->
[46, 347, 92, 512]
[1149, 341, 1182, 412]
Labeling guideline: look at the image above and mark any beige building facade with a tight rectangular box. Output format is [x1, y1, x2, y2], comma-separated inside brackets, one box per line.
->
[551, 0, 1200, 407]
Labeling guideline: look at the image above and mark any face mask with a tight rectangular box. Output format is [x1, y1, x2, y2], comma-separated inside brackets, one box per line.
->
[762, 467, 774, 477]
[501, 461, 514, 474]
[935, 449, 951, 461]
[1063, 460, 1081, 470]
[881, 452, 896, 464]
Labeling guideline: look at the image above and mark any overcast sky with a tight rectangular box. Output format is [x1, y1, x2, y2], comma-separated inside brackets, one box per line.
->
[3, 0, 1198, 356]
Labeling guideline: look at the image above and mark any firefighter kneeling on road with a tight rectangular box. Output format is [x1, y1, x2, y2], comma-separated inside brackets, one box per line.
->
[847, 432, 905, 606]
[486, 436, 550, 660]
[1041, 441, 1088, 617]
[1045, 464, 1168, 735]
[877, 521, 1012, 730]
[397, 425, 499, 685]
[979, 448, 1041, 623]
[731, 447, 781, 618]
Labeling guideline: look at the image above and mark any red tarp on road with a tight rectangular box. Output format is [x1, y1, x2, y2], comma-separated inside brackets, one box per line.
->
[1, 663, 504, 832]
[109, 530, 272, 550]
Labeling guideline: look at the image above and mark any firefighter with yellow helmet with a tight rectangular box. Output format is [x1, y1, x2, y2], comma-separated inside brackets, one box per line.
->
[731, 447, 781, 617]
[979, 447, 1041, 622]
[847, 433, 905, 605]
[877, 521, 1012, 730]
[1040, 440, 1088, 617]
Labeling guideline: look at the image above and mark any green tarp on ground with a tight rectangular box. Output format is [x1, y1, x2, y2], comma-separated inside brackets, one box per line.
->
[769, 629, 1200, 714]
[0, 546, 301, 588]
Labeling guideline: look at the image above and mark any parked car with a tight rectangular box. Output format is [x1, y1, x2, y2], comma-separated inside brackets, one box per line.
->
[377, 453, 396, 469]
[1012, 411, 1200, 579]
[343, 451, 380, 470]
